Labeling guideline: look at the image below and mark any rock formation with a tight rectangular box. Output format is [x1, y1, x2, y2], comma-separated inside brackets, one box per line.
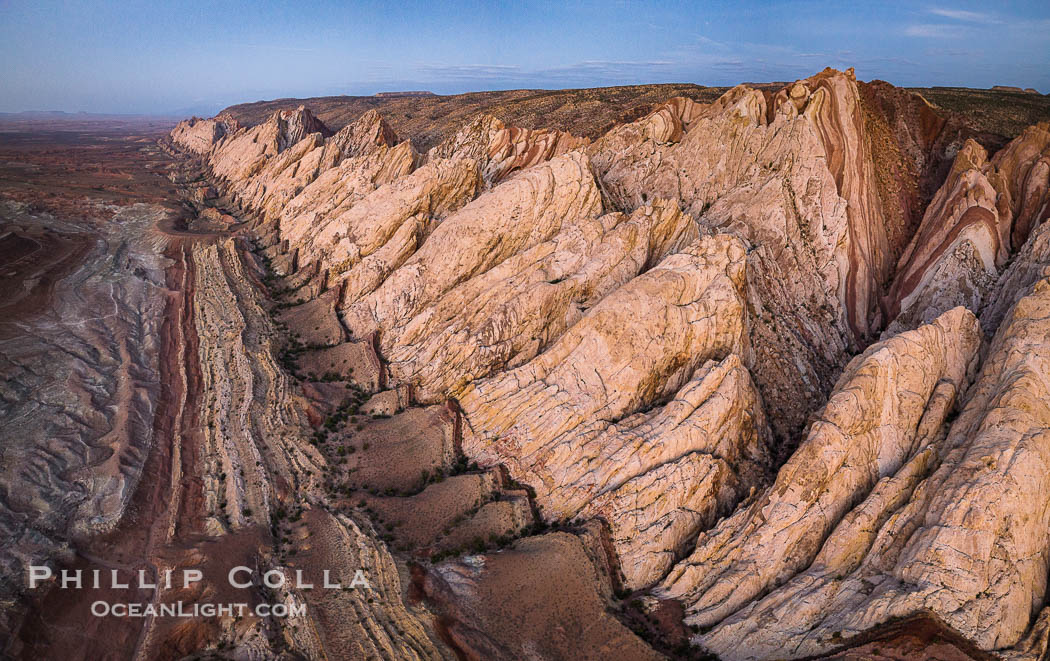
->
[883, 123, 1050, 336]
[659, 306, 981, 656]
[427, 113, 588, 186]
[10, 67, 1050, 661]
[154, 68, 1050, 660]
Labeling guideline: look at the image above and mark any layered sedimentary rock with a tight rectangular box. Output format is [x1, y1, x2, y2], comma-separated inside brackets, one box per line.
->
[884, 123, 1050, 335]
[574, 355, 771, 588]
[267, 507, 457, 661]
[276, 118, 419, 254]
[981, 219, 1050, 336]
[660, 307, 979, 618]
[587, 70, 885, 442]
[882, 140, 1002, 334]
[298, 157, 480, 285]
[230, 110, 402, 224]
[340, 150, 602, 335]
[427, 113, 588, 186]
[207, 106, 331, 183]
[189, 239, 323, 533]
[384, 199, 698, 400]
[655, 287, 1050, 658]
[458, 235, 772, 587]
[170, 112, 240, 155]
[0, 203, 169, 630]
[145, 68, 1050, 661]
[591, 68, 898, 338]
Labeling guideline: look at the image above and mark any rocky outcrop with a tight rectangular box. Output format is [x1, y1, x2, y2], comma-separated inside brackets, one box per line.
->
[270, 507, 457, 661]
[591, 69, 899, 338]
[149, 70, 1050, 661]
[586, 69, 910, 442]
[458, 235, 770, 587]
[229, 109, 402, 224]
[884, 123, 1050, 336]
[656, 307, 981, 658]
[882, 140, 1002, 334]
[980, 219, 1050, 336]
[659, 306, 979, 627]
[340, 150, 602, 336]
[653, 286, 1050, 658]
[428, 114, 588, 186]
[295, 157, 480, 284]
[276, 136, 419, 250]
[189, 239, 323, 533]
[170, 112, 240, 155]
[383, 199, 698, 401]
[575, 355, 771, 588]
[207, 106, 331, 186]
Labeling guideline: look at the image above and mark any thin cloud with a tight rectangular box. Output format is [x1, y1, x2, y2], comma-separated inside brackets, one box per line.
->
[904, 24, 968, 38]
[413, 60, 677, 85]
[927, 8, 1001, 24]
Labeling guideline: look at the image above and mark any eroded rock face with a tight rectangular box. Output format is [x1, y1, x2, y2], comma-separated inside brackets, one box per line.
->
[659, 308, 980, 632]
[458, 235, 771, 587]
[654, 288, 1050, 659]
[384, 199, 699, 401]
[207, 106, 332, 186]
[980, 219, 1050, 336]
[0, 203, 170, 617]
[884, 124, 1050, 336]
[170, 112, 240, 155]
[148, 69, 1050, 661]
[340, 150, 602, 336]
[587, 71, 878, 443]
[591, 68, 898, 338]
[299, 157, 480, 283]
[427, 114, 588, 186]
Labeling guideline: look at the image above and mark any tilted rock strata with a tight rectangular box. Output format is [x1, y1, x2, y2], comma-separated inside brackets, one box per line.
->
[655, 288, 1050, 658]
[882, 140, 1001, 334]
[384, 199, 698, 401]
[704, 282, 1050, 660]
[458, 235, 769, 587]
[300, 157, 481, 283]
[277, 137, 418, 256]
[659, 307, 980, 635]
[170, 112, 240, 155]
[273, 507, 457, 661]
[588, 72, 874, 441]
[576, 354, 771, 588]
[427, 113, 588, 186]
[884, 125, 1050, 335]
[189, 239, 323, 533]
[879, 278, 1050, 651]
[995, 122, 1050, 250]
[980, 219, 1050, 336]
[229, 109, 402, 224]
[340, 150, 602, 336]
[591, 68, 898, 340]
[155, 71, 1050, 659]
[206, 106, 331, 185]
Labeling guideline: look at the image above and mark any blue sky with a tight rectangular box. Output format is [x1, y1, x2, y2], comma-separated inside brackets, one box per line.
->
[1, 0, 1048, 114]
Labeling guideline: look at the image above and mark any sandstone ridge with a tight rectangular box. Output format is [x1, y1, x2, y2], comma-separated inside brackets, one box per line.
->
[154, 68, 1050, 659]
